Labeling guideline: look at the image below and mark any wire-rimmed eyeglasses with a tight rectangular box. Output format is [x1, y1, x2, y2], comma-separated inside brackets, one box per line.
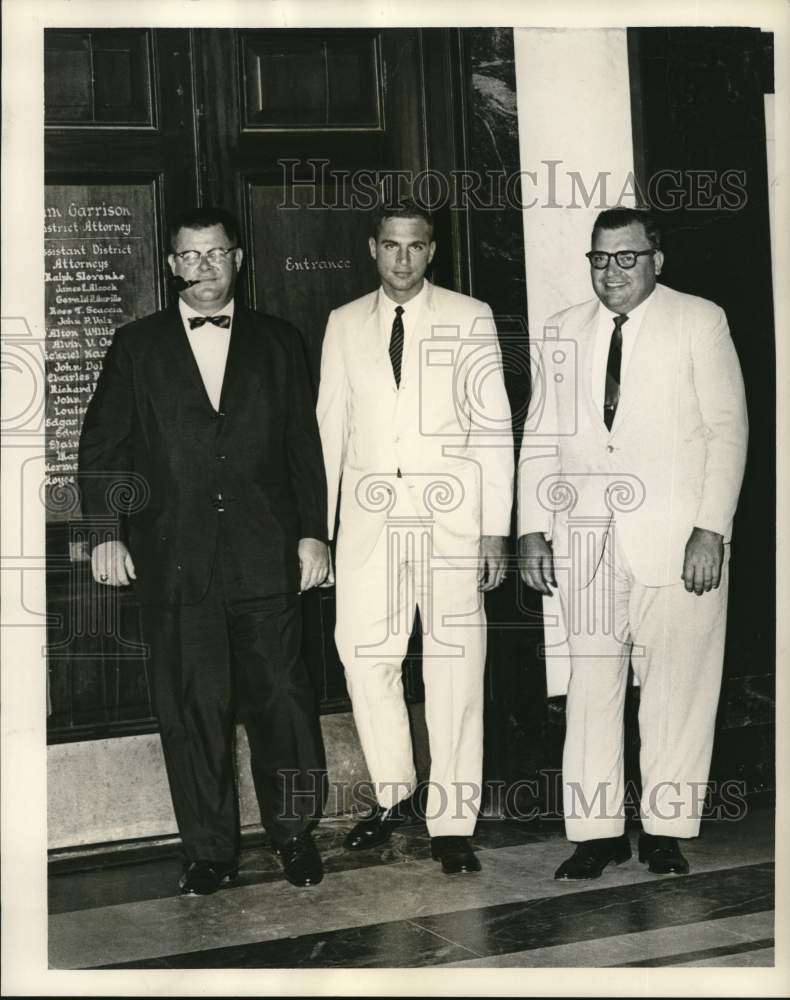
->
[173, 247, 238, 266]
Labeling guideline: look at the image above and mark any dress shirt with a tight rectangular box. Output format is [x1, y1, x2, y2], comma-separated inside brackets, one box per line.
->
[591, 288, 655, 416]
[178, 298, 234, 412]
[377, 281, 429, 382]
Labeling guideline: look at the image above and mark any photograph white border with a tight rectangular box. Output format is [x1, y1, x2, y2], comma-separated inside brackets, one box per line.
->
[2, 0, 788, 995]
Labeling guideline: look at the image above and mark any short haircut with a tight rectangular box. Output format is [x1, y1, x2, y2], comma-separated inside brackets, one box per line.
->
[591, 208, 662, 250]
[371, 199, 434, 240]
[169, 206, 241, 250]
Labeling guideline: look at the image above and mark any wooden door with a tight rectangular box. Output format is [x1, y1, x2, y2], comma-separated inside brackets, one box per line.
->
[44, 28, 200, 739]
[44, 26, 469, 739]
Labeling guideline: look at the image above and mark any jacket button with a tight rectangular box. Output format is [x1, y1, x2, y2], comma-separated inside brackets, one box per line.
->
[216, 453, 227, 461]
[607, 444, 614, 453]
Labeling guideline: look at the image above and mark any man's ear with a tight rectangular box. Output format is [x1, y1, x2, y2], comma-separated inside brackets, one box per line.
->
[654, 250, 664, 276]
[427, 241, 437, 265]
[233, 248, 244, 272]
[167, 254, 176, 276]
[368, 236, 377, 261]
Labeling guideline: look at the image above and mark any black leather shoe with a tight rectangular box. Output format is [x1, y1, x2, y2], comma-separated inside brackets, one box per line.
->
[430, 836, 481, 875]
[275, 831, 324, 887]
[638, 833, 690, 875]
[554, 834, 631, 880]
[343, 803, 406, 851]
[179, 859, 238, 896]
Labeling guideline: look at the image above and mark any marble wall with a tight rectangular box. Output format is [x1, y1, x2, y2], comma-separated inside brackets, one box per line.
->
[461, 27, 774, 811]
[462, 27, 558, 805]
[463, 27, 528, 324]
[48, 707, 430, 850]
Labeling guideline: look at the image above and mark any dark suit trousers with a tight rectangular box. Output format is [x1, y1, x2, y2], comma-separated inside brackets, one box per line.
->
[141, 535, 327, 862]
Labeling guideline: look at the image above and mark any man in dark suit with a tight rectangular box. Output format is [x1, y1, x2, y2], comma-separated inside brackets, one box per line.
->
[79, 206, 329, 893]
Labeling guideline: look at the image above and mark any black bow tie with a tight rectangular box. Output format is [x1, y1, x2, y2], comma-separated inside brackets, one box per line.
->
[189, 314, 231, 329]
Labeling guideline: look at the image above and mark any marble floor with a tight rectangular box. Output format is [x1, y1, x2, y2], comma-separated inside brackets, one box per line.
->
[48, 808, 775, 970]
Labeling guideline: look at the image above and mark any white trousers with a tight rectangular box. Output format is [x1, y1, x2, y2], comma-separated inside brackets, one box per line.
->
[558, 527, 729, 841]
[335, 483, 486, 836]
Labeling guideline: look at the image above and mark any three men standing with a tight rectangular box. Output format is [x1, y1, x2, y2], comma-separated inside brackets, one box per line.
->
[79, 200, 746, 890]
[317, 202, 513, 874]
[517, 208, 748, 879]
[79, 207, 330, 893]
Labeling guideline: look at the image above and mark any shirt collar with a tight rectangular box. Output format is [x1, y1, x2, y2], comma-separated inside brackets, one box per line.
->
[377, 280, 429, 317]
[598, 286, 655, 329]
[179, 296, 235, 327]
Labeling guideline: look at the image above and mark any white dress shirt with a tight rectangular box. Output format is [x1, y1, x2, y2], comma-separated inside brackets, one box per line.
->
[591, 289, 655, 416]
[178, 298, 234, 411]
[377, 281, 429, 382]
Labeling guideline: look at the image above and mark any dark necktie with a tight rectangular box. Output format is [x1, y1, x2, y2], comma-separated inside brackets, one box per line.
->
[603, 313, 628, 430]
[389, 305, 405, 388]
[188, 314, 231, 329]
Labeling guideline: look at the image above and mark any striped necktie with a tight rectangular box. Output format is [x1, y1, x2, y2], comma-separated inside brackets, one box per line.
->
[389, 305, 405, 388]
[603, 313, 628, 430]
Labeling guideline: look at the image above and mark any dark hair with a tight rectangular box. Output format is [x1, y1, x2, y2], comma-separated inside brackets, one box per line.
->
[169, 206, 241, 250]
[371, 199, 434, 240]
[591, 208, 662, 251]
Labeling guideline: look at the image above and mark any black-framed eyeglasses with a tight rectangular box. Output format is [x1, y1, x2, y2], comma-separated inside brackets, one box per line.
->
[173, 247, 238, 266]
[586, 249, 655, 270]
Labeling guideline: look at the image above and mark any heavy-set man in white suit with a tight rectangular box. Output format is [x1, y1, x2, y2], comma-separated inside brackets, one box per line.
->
[518, 208, 748, 880]
[317, 202, 513, 874]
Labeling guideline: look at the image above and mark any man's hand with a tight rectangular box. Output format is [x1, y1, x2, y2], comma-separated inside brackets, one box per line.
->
[319, 547, 336, 588]
[298, 537, 330, 592]
[478, 535, 507, 591]
[91, 540, 136, 587]
[518, 532, 556, 595]
[682, 527, 724, 595]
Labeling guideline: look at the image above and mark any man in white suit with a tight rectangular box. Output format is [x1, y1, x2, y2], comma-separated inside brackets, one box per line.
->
[317, 201, 513, 874]
[518, 208, 747, 879]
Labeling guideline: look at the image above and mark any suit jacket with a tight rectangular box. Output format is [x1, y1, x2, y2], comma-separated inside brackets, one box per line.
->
[317, 281, 513, 569]
[78, 303, 327, 604]
[517, 282, 748, 587]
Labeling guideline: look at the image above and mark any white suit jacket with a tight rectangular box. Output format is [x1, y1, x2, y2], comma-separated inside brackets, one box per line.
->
[518, 283, 748, 588]
[317, 282, 514, 568]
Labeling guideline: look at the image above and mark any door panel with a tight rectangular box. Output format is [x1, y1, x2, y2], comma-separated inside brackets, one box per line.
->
[45, 26, 459, 741]
[45, 28, 200, 742]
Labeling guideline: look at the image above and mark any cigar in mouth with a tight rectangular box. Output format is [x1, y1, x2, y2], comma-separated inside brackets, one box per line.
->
[172, 276, 204, 291]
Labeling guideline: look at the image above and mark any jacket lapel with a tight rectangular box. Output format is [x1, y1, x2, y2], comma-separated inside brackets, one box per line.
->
[159, 306, 218, 414]
[361, 290, 393, 386]
[397, 281, 435, 388]
[218, 305, 257, 413]
[609, 285, 666, 431]
[575, 302, 607, 438]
